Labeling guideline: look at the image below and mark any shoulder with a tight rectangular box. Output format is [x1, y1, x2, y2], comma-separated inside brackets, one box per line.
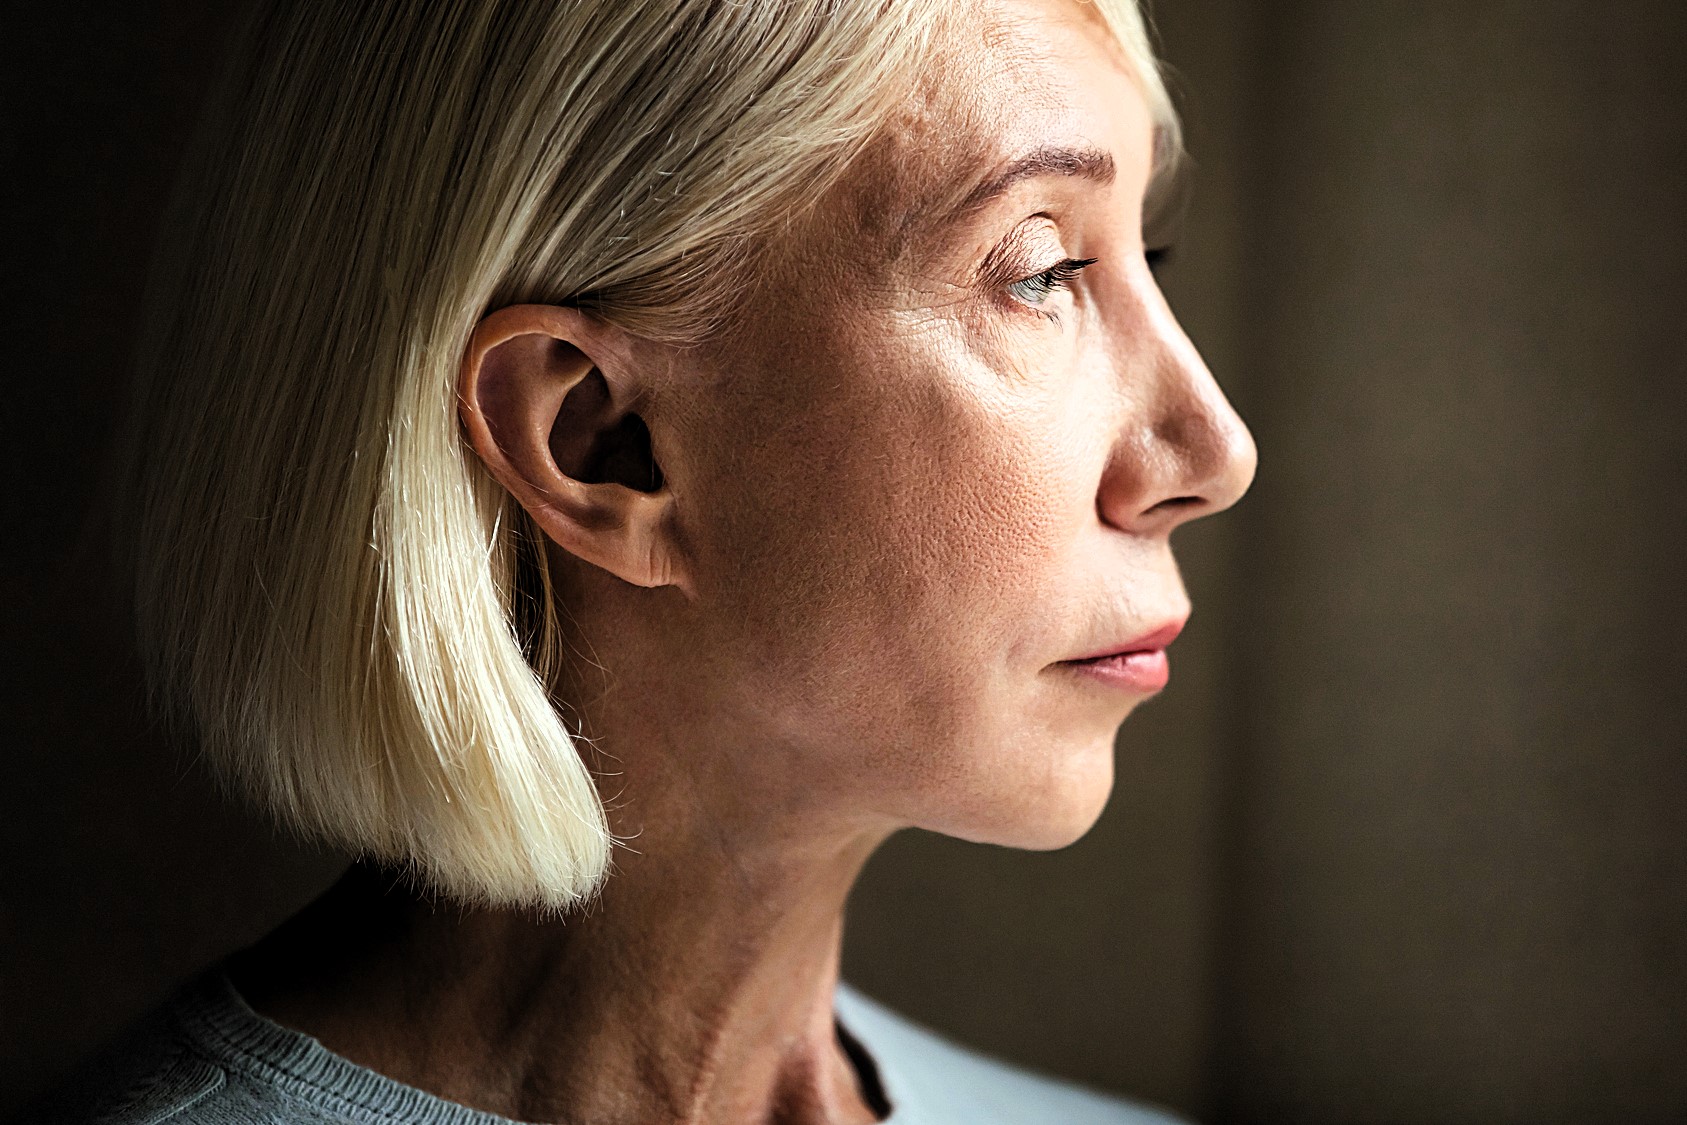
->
[834, 984, 1192, 1125]
[18, 1028, 229, 1125]
[13, 979, 317, 1125]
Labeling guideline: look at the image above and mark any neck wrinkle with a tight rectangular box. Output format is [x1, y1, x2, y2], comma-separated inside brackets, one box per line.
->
[234, 821, 892, 1125]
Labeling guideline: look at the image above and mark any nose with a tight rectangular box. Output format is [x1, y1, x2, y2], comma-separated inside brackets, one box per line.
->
[1096, 296, 1257, 537]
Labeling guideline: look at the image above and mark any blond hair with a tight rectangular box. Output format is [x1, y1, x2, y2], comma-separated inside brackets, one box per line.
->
[126, 0, 1179, 910]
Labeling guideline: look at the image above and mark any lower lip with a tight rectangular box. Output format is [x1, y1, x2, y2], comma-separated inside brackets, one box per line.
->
[1065, 649, 1170, 693]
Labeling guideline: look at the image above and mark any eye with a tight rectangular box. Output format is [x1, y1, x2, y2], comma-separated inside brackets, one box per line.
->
[1006, 256, 1098, 309]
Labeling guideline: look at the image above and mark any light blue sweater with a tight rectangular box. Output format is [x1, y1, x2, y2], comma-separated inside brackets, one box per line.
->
[23, 969, 1187, 1125]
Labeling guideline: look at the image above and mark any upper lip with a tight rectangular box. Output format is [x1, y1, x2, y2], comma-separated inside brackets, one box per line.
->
[1065, 617, 1188, 663]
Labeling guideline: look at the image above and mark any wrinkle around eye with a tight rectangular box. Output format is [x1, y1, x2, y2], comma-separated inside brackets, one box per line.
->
[974, 215, 1068, 291]
[884, 298, 965, 346]
[950, 292, 1078, 394]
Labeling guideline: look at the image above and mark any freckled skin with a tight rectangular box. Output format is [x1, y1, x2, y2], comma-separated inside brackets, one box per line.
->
[233, 4, 1256, 1125]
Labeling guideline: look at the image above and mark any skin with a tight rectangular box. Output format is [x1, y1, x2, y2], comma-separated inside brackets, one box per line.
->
[231, 1, 1256, 1123]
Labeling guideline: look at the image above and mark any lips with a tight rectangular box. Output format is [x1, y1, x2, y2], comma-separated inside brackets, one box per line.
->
[1066, 619, 1186, 664]
[1061, 618, 1186, 694]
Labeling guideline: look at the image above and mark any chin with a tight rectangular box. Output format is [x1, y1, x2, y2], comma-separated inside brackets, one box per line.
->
[1006, 773, 1118, 851]
[928, 726, 1120, 852]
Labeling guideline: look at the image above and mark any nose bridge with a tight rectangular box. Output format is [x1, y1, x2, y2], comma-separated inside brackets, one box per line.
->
[1098, 292, 1257, 533]
[1155, 321, 1255, 493]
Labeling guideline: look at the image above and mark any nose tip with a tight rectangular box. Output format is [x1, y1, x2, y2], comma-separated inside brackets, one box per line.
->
[1165, 388, 1256, 519]
[1127, 400, 1255, 531]
[1099, 307, 1257, 536]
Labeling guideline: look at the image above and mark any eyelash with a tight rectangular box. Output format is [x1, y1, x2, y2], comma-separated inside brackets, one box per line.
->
[1006, 256, 1099, 318]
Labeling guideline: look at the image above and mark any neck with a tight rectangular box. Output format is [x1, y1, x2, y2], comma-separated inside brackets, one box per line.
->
[232, 824, 890, 1125]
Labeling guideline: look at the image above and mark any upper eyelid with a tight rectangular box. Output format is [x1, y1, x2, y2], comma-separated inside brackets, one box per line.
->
[974, 216, 1067, 288]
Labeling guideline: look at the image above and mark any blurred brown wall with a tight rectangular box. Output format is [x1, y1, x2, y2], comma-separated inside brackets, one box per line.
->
[1200, 3, 1687, 1121]
[3, 2, 1683, 1123]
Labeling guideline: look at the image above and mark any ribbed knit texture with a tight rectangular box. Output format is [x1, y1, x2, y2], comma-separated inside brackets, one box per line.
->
[22, 967, 1188, 1124]
[174, 973, 520, 1125]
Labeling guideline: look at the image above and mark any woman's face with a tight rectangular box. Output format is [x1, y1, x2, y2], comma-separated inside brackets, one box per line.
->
[562, 0, 1256, 851]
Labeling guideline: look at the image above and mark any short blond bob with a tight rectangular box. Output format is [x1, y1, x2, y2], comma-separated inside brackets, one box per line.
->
[126, 0, 1180, 910]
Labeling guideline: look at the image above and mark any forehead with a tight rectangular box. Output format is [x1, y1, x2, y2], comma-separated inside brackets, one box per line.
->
[826, 0, 1161, 254]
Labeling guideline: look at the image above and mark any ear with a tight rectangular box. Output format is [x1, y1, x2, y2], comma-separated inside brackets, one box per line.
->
[458, 304, 687, 593]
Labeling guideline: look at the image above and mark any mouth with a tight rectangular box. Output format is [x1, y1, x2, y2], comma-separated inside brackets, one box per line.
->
[1059, 619, 1186, 694]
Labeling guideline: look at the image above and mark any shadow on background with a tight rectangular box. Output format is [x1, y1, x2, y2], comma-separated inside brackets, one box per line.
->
[3, 2, 1683, 1123]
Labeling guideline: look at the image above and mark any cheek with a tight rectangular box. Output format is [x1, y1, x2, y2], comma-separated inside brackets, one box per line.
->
[680, 323, 1107, 776]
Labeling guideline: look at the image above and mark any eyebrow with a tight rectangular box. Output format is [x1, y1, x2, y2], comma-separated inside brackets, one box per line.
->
[954, 144, 1117, 215]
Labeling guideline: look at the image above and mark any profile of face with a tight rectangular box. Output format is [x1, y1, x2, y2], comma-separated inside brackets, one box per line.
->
[464, 0, 1256, 861]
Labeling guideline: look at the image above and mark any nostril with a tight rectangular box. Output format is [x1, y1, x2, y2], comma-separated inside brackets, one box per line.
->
[1147, 495, 1203, 516]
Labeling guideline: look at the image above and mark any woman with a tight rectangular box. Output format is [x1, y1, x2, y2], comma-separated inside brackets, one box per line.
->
[37, 0, 1254, 1121]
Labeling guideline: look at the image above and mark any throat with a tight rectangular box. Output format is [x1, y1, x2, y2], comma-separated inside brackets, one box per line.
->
[229, 836, 891, 1125]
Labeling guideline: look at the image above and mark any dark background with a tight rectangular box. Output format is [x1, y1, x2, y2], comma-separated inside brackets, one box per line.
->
[3, 2, 1684, 1123]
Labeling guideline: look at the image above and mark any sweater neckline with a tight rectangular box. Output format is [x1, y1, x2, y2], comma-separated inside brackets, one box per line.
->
[175, 967, 900, 1124]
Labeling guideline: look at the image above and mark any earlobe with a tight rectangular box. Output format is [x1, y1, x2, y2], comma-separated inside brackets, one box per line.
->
[457, 304, 687, 593]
